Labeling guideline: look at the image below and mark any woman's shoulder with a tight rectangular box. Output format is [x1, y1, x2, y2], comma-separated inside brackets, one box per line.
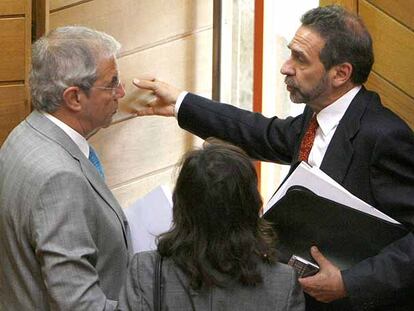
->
[131, 250, 176, 275]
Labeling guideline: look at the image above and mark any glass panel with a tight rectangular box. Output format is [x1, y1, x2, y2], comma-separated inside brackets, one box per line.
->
[220, 0, 319, 203]
[261, 0, 318, 203]
[220, 0, 254, 110]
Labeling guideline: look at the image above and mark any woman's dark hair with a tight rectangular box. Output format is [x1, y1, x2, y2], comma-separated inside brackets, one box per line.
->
[301, 5, 374, 84]
[157, 143, 277, 290]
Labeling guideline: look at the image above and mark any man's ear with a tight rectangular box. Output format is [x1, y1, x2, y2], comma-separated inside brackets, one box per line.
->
[331, 62, 353, 87]
[63, 86, 82, 112]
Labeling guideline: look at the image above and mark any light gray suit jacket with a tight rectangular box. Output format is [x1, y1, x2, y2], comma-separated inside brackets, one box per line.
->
[118, 251, 305, 311]
[0, 111, 132, 310]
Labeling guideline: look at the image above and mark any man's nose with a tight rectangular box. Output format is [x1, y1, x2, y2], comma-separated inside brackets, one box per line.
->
[116, 82, 126, 98]
[280, 59, 294, 76]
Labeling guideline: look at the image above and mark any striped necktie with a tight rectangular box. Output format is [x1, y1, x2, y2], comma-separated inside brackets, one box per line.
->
[88, 146, 105, 179]
[298, 114, 319, 162]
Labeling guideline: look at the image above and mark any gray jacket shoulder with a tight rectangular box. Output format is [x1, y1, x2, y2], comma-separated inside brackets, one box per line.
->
[120, 251, 305, 311]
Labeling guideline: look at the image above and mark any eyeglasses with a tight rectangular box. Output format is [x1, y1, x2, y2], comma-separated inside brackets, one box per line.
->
[91, 79, 124, 97]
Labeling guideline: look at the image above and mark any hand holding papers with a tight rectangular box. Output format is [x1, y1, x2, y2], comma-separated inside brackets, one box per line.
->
[124, 185, 173, 253]
[263, 162, 407, 270]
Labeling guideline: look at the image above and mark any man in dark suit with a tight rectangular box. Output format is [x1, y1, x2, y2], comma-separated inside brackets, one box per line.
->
[132, 5, 414, 311]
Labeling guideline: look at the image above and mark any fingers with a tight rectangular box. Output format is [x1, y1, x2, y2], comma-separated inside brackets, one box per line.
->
[136, 107, 156, 117]
[133, 78, 156, 92]
[298, 246, 347, 303]
[310, 246, 329, 267]
[298, 271, 318, 287]
[135, 103, 175, 117]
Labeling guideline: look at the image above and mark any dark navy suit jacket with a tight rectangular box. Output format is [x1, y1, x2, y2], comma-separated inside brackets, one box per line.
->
[177, 87, 414, 310]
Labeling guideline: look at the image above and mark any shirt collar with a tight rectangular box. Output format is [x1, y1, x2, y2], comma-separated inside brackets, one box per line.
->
[43, 112, 90, 158]
[316, 85, 361, 136]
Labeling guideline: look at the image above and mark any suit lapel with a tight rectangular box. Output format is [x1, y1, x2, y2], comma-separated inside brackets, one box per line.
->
[79, 158, 131, 248]
[320, 87, 370, 184]
[26, 111, 130, 247]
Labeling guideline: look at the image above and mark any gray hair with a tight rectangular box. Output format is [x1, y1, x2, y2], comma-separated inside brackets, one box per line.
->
[30, 26, 121, 112]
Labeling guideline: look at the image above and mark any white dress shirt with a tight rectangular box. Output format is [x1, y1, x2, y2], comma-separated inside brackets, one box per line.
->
[174, 91, 188, 116]
[308, 85, 361, 167]
[43, 112, 90, 158]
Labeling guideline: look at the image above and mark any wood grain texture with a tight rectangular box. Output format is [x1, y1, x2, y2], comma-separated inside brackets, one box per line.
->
[49, 0, 212, 55]
[112, 166, 176, 209]
[366, 0, 413, 30]
[0, 0, 25, 16]
[319, 0, 358, 11]
[0, 18, 26, 81]
[50, 0, 90, 11]
[115, 29, 212, 122]
[34, 0, 49, 38]
[0, 85, 27, 144]
[366, 72, 414, 130]
[24, 0, 31, 111]
[88, 30, 212, 190]
[89, 117, 191, 187]
[360, 0, 414, 98]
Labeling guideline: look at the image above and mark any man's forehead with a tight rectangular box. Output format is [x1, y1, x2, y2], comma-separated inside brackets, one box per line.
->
[288, 26, 325, 54]
[96, 57, 118, 78]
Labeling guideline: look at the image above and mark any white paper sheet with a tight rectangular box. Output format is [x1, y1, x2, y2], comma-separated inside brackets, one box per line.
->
[124, 185, 173, 253]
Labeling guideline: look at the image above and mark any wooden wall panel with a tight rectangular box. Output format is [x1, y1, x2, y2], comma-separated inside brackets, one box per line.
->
[360, 1, 414, 99]
[0, 86, 27, 144]
[366, 0, 413, 30]
[112, 167, 176, 209]
[49, 0, 213, 207]
[33, 0, 50, 39]
[50, 0, 87, 11]
[88, 30, 212, 206]
[49, 0, 212, 55]
[0, 19, 26, 81]
[366, 72, 414, 129]
[0, 0, 25, 15]
[0, 0, 31, 146]
[323, 0, 414, 130]
[89, 117, 189, 188]
[116, 29, 213, 122]
[319, 0, 358, 11]
[112, 134, 205, 208]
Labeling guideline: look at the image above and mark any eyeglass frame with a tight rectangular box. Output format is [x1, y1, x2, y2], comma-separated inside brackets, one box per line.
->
[90, 78, 124, 97]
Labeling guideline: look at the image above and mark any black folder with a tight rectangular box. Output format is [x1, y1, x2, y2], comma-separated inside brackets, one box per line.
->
[263, 186, 408, 270]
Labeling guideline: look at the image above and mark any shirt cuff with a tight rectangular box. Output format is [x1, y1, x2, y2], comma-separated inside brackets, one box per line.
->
[175, 91, 188, 118]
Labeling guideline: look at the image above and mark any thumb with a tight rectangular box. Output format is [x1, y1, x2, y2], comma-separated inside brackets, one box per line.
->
[310, 246, 329, 267]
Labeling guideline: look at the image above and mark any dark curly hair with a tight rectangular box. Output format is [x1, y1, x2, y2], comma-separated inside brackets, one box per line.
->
[157, 143, 277, 290]
[301, 5, 374, 84]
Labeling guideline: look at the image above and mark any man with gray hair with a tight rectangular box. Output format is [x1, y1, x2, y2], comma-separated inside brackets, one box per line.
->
[0, 26, 130, 310]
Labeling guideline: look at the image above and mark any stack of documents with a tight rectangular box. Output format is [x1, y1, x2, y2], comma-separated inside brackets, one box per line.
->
[263, 162, 407, 269]
[265, 162, 398, 223]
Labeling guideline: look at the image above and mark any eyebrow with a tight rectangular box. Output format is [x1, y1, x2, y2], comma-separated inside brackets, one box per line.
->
[288, 44, 307, 59]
